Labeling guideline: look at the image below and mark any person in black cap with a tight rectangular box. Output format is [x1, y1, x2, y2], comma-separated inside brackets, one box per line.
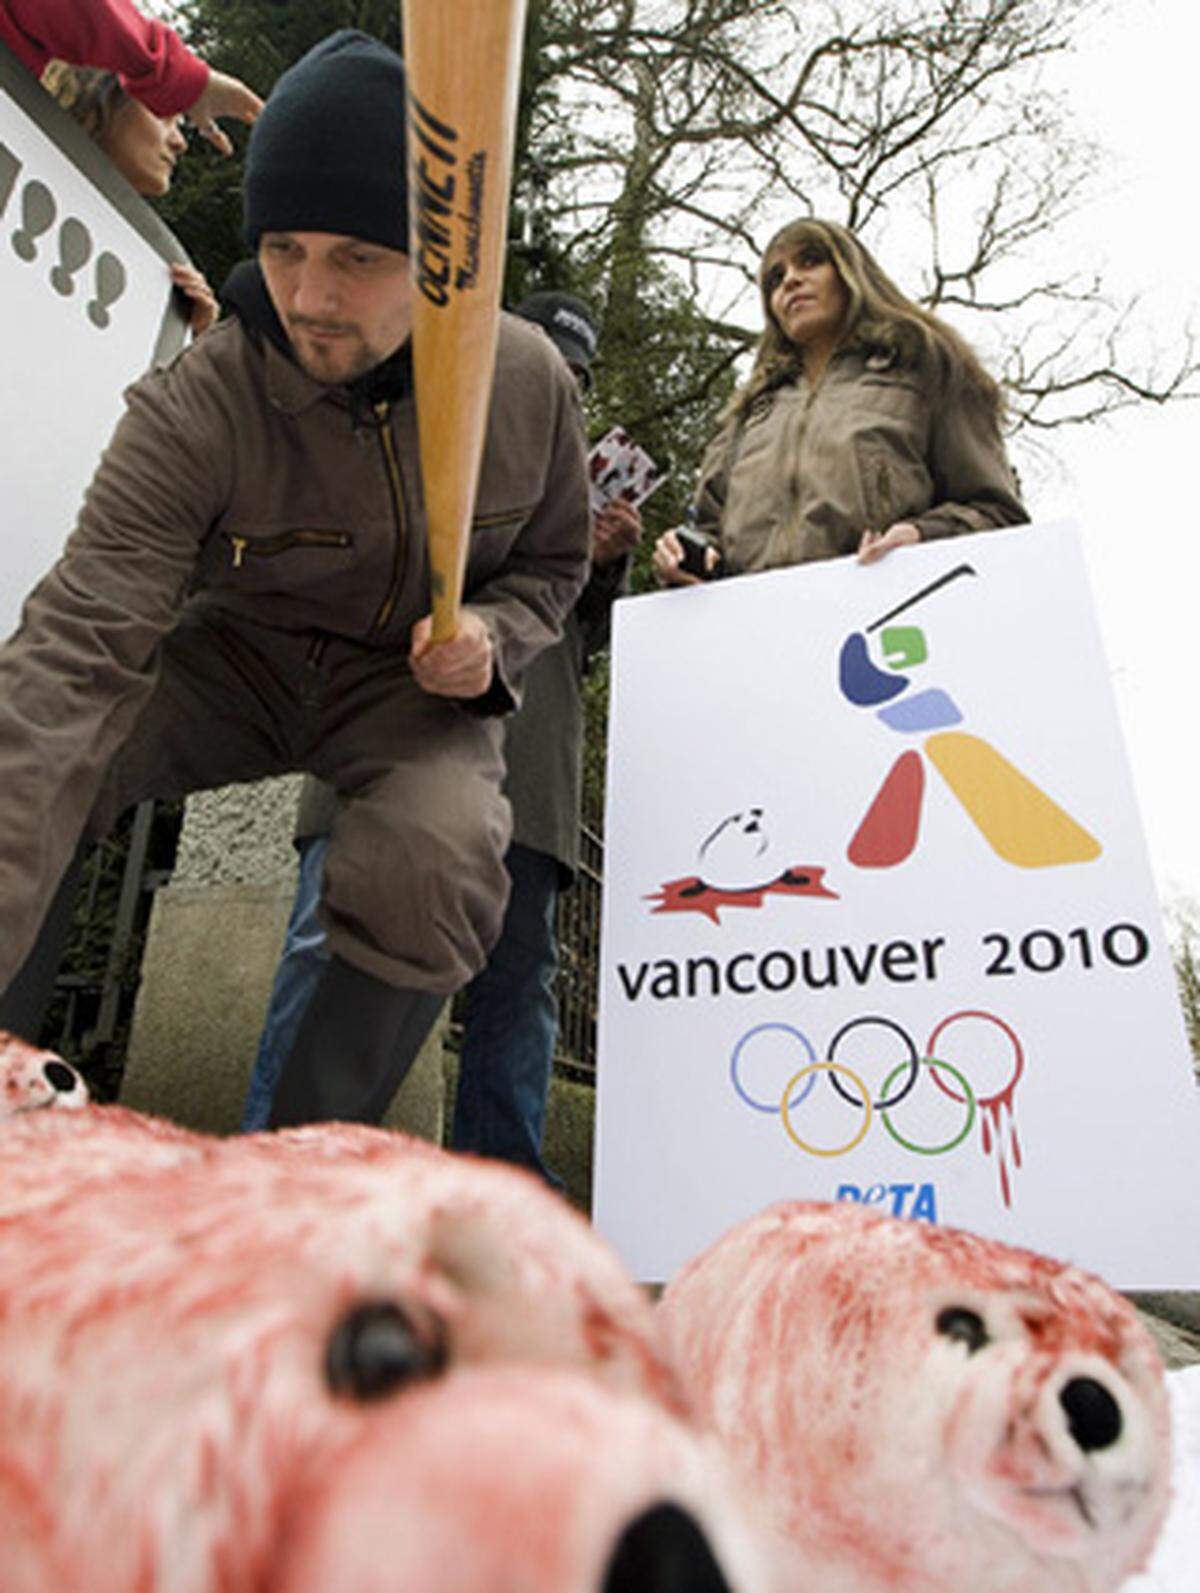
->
[0, 30, 590, 1127]
[513, 291, 599, 389]
[241, 289, 643, 1187]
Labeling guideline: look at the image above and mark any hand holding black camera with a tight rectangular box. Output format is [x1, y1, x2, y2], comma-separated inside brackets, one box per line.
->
[653, 523, 722, 586]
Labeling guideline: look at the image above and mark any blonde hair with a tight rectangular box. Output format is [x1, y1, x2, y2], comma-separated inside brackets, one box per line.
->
[41, 60, 129, 145]
[730, 217, 1002, 423]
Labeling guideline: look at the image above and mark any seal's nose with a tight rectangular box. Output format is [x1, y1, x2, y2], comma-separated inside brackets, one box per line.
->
[44, 1061, 79, 1095]
[602, 1501, 732, 1593]
[1060, 1376, 1123, 1451]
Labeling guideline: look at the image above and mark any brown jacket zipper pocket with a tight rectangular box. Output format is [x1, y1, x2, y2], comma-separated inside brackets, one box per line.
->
[223, 530, 353, 569]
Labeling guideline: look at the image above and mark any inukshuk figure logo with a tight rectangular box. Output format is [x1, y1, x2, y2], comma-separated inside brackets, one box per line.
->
[840, 564, 1101, 868]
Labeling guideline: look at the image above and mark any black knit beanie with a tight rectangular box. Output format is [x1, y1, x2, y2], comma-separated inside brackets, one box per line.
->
[243, 30, 408, 253]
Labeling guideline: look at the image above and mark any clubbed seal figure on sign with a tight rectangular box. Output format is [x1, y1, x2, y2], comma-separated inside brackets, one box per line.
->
[648, 806, 838, 922]
[697, 807, 777, 892]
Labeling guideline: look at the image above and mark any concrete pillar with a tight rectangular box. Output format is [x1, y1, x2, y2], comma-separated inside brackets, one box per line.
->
[122, 776, 448, 1141]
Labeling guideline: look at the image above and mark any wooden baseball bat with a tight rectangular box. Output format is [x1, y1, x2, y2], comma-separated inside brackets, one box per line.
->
[402, 0, 528, 643]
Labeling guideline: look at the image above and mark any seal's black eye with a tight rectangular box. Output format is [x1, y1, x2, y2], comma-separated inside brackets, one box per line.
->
[44, 1060, 79, 1093]
[936, 1306, 989, 1353]
[325, 1301, 447, 1402]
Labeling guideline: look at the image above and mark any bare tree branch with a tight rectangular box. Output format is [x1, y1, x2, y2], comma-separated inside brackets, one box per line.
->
[517, 0, 1198, 436]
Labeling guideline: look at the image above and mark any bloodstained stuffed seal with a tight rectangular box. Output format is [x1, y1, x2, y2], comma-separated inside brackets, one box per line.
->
[0, 1030, 88, 1118]
[657, 1200, 1171, 1592]
[0, 1106, 771, 1592]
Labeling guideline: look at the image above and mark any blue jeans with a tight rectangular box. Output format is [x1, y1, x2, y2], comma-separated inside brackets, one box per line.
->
[453, 842, 561, 1185]
[243, 838, 562, 1184]
[241, 835, 329, 1132]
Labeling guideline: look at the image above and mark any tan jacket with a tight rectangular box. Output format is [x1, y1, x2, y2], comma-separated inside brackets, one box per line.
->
[693, 348, 1026, 572]
[0, 311, 589, 985]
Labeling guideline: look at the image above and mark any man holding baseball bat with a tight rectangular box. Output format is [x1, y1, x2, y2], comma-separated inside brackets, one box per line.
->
[0, 31, 590, 1124]
[241, 294, 643, 1180]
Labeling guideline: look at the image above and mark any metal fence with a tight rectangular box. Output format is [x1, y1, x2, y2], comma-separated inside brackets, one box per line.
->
[2, 800, 179, 1096]
[553, 821, 603, 1079]
[13, 803, 605, 1091]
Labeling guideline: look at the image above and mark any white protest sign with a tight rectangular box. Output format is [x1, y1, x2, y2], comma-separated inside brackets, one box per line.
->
[594, 521, 1200, 1287]
[0, 47, 187, 642]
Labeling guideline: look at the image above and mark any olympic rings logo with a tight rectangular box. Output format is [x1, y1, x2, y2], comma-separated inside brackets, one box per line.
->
[730, 1010, 1023, 1158]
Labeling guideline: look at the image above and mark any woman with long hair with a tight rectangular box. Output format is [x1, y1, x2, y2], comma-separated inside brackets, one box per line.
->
[654, 218, 1026, 583]
[41, 61, 217, 334]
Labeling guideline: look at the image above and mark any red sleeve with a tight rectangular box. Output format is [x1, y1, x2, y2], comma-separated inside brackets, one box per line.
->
[0, 0, 209, 116]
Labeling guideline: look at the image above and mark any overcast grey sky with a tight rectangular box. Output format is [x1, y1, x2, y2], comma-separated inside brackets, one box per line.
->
[1029, 0, 1199, 908]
